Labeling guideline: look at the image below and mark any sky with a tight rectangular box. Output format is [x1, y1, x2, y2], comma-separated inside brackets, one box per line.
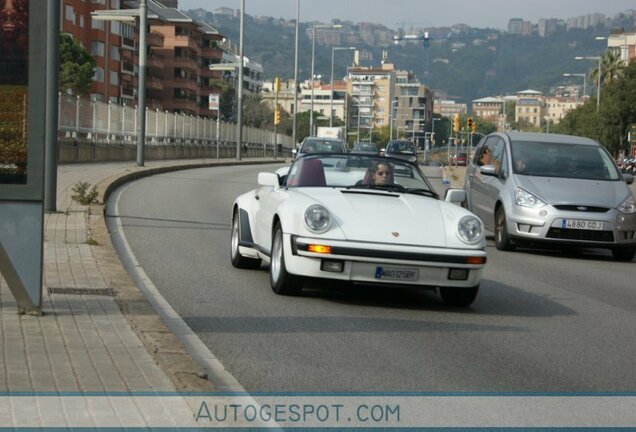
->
[177, 0, 635, 30]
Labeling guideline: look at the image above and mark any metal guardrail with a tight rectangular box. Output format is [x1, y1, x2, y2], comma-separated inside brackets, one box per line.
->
[57, 93, 293, 162]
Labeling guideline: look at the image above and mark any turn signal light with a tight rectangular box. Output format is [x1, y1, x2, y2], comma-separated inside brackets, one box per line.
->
[307, 244, 332, 254]
[465, 256, 487, 264]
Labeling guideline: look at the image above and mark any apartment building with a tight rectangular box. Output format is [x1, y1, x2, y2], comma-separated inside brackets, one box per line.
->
[471, 97, 503, 122]
[514, 89, 543, 128]
[608, 32, 636, 65]
[433, 99, 467, 118]
[544, 96, 582, 123]
[62, 0, 225, 117]
[347, 63, 395, 140]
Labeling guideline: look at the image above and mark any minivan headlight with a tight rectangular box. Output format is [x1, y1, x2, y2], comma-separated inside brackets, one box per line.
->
[515, 187, 546, 208]
[304, 204, 331, 233]
[457, 215, 483, 245]
[617, 195, 636, 214]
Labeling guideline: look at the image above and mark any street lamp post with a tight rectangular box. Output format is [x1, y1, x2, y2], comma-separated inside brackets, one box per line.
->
[389, 98, 398, 141]
[330, 46, 356, 128]
[310, 23, 341, 136]
[562, 73, 587, 99]
[91, 1, 147, 166]
[575, 55, 602, 110]
[292, 0, 299, 148]
[236, 0, 245, 160]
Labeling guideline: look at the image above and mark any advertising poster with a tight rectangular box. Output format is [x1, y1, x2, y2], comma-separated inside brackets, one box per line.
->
[0, 0, 29, 185]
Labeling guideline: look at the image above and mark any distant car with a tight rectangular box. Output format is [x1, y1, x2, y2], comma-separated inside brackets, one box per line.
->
[464, 132, 636, 261]
[351, 142, 380, 155]
[231, 153, 487, 307]
[294, 137, 347, 159]
[384, 140, 418, 163]
[451, 152, 467, 166]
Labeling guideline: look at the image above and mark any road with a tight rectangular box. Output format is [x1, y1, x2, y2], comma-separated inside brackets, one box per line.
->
[107, 163, 636, 392]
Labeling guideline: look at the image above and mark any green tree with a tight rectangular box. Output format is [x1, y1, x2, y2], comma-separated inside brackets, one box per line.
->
[242, 94, 273, 129]
[59, 34, 95, 95]
[589, 50, 625, 89]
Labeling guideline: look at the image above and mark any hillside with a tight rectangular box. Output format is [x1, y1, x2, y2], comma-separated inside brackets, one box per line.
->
[185, 9, 636, 104]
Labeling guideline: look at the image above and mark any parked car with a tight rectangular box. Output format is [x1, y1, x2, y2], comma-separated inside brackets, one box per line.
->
[464, 132, 636, 261]
[384, 140, 418, 163]
[293, 137, 346, 159]
[231, 153, 487, 307]
[451, 152, 467, 166]
[351, 142, 380, 155]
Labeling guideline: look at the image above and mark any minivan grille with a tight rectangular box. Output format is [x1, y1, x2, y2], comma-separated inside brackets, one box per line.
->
[552, 205, 609, 213]
[546, 228, 614, 242]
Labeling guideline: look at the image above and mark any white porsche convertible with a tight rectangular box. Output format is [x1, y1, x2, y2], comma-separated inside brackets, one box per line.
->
[231, 153, 487, 307]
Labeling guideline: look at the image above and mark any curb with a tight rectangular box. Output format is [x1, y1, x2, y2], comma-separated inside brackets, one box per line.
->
[85, 159, 283, 391]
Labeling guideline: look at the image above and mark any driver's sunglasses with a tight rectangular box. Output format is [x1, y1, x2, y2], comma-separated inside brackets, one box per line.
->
[376, 171, 390, 176]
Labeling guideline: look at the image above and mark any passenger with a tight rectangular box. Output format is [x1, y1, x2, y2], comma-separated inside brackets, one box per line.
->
[363, 161, 394, 186]
[514, 158, 527, 173]
[478, 147, 492, 166]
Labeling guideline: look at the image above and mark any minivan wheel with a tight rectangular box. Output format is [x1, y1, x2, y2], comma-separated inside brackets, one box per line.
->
[495, 207, 515, 251]
[611, 247, 636, 262]
[439, 285, 479, 307]
[270, 223, 303, 295]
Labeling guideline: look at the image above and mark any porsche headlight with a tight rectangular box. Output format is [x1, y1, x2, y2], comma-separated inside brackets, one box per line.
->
[457, 215, 483, 245]
[515, 187, 546, 208]
[617, 195, 636, 214]
[304, 205, 331, 233]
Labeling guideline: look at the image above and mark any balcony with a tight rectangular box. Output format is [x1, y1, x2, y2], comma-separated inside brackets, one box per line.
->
[147, 32, 164, 48]
[147, 54, 164, 69]
[121, 48, 134, 62]
[171, 98, 199, 113]
[121, 62, 135, 75]
[172, 55, 199, 71]
[147, 76, 164, 91]
[174, 35, 200, 51]
[173, 78, 198, 92]
[121, 73, 133, 84]
[201, 45, 223, 59]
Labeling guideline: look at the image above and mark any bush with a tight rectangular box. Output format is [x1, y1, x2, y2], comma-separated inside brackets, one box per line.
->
[71, 182, 99, 205]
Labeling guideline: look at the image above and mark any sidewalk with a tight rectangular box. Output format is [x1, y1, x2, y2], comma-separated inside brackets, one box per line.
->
[0, 158, 280, 426]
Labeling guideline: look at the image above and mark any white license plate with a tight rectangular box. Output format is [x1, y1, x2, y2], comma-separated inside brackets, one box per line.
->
[561, 219, 604, 230]
[375, 266, 419, 281]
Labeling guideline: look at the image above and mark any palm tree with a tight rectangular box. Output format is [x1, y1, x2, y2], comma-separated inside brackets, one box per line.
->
[589, 50, 625, 88]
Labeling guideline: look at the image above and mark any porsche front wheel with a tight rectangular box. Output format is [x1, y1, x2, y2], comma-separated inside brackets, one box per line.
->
[230, 209, 261, 269]
[439, 285, 479, 307]
[270, 223, 303, 295]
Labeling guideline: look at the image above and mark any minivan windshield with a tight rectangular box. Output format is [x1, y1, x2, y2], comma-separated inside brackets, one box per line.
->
[510, 141, 622, 181]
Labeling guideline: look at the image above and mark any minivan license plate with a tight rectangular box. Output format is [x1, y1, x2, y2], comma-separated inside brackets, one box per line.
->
[562, 219, 603, 230]
[375, 266, 418, 281]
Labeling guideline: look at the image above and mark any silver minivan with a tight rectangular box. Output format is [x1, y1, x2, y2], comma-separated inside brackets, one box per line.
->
[464, 132, 636, 261]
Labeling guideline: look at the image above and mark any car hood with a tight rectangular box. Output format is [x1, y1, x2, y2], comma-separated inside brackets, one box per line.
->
[516, 176, 628, 207]
[293, 188, 466, 248]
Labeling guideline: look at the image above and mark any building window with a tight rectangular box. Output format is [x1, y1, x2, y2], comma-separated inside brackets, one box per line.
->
[93, 67, 104, 82]
[92, 17, 105, 30]
[110, 71, 118, 85]
[111, 21, 120, 35]
[110, 0, 120, 7]
[65, 5, 75, 24]
[111, 46, 120, 61]
[91, 41, 105, 56]
[79, 15, 84, 28]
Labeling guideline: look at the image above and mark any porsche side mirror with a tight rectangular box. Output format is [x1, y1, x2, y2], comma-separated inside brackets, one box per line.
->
[257, 172, 280, 187]
[623, 173, 634, 185]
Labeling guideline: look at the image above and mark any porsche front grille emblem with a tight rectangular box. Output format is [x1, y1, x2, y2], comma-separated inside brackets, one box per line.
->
[392, 232, 400, 237]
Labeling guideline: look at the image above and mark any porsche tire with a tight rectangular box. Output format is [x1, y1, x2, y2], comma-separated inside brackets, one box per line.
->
[270, 222, 303, 295]
[439, 285, 479, 307]
[230, 209, 261, 269]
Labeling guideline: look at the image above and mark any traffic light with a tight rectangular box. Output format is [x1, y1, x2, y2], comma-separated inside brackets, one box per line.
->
[467, 117, 475, 134]
[471, 118, 477, 134]
[273, 77, 281, 93]
[453, 114, 460, 133]
[273, 107, 281, 125]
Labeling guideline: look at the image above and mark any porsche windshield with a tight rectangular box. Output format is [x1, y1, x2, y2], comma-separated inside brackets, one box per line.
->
[286, 154, 437, 196]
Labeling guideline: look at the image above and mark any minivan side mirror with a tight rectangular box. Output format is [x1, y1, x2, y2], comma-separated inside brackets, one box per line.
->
[479, 165, 498, 177]
[623, 173, 634, 185]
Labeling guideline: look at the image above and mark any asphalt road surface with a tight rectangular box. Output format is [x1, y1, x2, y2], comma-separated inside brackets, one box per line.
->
[107, 163, 636, 392]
